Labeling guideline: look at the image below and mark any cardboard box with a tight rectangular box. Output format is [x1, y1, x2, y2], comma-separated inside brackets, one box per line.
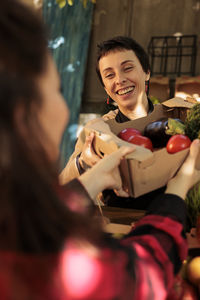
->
[84, 98, 196, 197]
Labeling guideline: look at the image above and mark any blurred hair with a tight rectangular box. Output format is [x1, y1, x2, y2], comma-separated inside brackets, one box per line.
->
[96, 36, 150, 86]
[0, 0, 47, 77]
[0, 0, 102, 253]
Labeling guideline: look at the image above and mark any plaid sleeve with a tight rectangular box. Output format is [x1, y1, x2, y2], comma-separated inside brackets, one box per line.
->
[59, 193, 187, 300]
[118, 193, 188, 299]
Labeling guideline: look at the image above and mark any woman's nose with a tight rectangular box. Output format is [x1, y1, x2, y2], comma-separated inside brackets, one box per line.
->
[115, 72, 126, 85]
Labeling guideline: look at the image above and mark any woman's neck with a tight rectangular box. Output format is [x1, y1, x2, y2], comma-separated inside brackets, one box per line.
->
[119, 96, 149, 120]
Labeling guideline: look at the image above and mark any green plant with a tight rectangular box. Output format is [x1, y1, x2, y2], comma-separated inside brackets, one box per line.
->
[56, 0, 96, 9]
[161, 103, 200, 140]
[185, 103, 200, 141]
[149, 95, 160, 104]
[185, 183, 200, 228]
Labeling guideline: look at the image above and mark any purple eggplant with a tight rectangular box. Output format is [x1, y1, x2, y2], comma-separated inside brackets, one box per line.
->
[143, 118, 183, 148]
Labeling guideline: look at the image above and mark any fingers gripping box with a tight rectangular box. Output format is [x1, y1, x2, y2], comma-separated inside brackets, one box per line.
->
[84, 98, 195, 197]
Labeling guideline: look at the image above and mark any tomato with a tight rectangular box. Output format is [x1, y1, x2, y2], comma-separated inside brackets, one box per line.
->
[128, 135, 153, 151]
[118, 128, 142, 141]
[166, 134, 191, 154]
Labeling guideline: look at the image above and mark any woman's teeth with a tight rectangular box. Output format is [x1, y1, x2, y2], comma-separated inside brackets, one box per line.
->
[117, 86, 134, 95]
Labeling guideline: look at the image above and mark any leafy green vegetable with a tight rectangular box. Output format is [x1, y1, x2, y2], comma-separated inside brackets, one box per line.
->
[185, 183, 200, 228]
[183, 105, 200, 230]
[165, 118, 185, 135]
[185, 103, 200, 141]
[163, 103, 200, 140]
[149, 96, 160, 104]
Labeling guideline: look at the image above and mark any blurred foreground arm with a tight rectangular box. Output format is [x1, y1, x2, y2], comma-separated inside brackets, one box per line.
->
[79, 145, 135, 200]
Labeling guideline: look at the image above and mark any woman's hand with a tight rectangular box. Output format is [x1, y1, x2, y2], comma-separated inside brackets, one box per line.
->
[79, 132, 101, 169]
[79, 146, 135, 201]
[166, 139, 200, 199]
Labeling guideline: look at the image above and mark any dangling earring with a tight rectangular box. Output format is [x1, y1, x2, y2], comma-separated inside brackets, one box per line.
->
[145, 80, 149, 96]
[106, 96, 110, 105]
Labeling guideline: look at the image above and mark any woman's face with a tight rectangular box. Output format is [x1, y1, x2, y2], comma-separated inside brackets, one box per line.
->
[99, 49, 150, 111]
[37, 55, 69, 161]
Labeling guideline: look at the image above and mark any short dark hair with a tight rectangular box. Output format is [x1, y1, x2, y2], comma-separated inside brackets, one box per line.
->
[96, 36, 150, 85]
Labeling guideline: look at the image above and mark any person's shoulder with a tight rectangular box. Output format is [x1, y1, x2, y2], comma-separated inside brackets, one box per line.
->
[102, 109, 119, 121]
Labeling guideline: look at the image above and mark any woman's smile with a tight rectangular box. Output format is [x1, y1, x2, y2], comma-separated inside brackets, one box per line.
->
[116, 86, 135, 95]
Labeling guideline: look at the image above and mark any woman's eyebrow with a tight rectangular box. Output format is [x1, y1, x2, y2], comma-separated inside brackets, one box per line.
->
[102, 67, 113, 73]
[102, 60, 134, 73]
[121, 60, 134, 65]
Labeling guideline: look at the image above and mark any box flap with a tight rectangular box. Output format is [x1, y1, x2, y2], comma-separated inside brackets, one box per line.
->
[162, 97, 195, 108]
[85, 117, 113, 134]
[84, 126, 154, 162]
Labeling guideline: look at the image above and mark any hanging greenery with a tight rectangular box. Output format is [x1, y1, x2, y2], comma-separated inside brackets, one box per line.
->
[185, 183, 200, 228]
[56, 0, 96, 9]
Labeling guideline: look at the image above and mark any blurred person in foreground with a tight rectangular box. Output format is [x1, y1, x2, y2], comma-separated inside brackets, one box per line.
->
[0, 0, 200, 299]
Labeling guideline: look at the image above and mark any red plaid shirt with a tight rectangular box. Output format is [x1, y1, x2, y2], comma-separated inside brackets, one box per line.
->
[0, 180, 187, 300]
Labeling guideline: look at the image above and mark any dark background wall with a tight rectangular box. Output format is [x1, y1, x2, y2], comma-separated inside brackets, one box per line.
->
[81, 0, 200, 114]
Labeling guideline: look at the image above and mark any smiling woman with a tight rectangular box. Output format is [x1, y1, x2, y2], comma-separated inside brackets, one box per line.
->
[61, 37, 154, 194]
